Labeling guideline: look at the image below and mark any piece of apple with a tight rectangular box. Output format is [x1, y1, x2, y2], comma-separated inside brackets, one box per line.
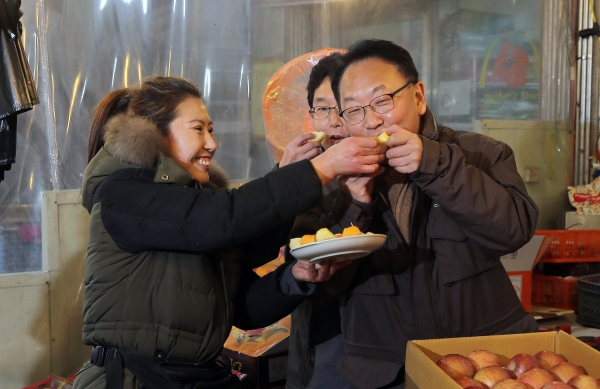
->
[310, 131, 325, 142]
[316, 227, 335, 242]
[377, 132, 389, 146]
[289, 237, 302, 249]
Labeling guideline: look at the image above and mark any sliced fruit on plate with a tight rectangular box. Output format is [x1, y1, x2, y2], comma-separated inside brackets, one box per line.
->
[316, 227, 335, 241]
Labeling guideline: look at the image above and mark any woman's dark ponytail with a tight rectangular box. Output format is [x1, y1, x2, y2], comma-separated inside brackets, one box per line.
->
[87, 88, 131, 163]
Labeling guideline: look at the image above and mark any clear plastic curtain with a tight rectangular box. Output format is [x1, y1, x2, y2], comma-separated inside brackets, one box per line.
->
[0, 0, 575, 273]
[0, 0, 252, 273]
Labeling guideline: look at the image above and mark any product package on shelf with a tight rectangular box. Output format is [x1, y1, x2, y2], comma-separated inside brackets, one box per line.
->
[567, 177, 600, 215]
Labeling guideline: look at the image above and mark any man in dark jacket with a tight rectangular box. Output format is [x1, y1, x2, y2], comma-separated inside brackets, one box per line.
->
[319, 39, 540, 389]
[280, 53, 359, 389]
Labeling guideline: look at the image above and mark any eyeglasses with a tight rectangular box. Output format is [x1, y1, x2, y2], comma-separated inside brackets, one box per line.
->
[309, 105, 339, 120]
[339, 81, 413, 125]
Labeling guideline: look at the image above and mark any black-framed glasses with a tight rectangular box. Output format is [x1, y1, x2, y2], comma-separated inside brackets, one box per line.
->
[309, 105, 339, 120]
[339, 81, 413, 125]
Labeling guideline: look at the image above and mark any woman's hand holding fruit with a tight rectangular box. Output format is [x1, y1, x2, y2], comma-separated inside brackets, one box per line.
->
[279, 132, 323, 167]
[310, 137, 386, 186]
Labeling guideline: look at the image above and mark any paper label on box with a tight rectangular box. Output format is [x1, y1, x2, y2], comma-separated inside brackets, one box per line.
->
[268, 355, 287, 382]
[500, 235, 545, 272]
[509, 275, 523, 301]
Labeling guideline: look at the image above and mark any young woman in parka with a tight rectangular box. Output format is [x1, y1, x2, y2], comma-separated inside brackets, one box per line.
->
[72, 75, 386, 389]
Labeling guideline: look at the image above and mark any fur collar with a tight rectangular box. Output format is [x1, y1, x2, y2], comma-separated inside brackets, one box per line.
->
[102, 113, 229, 188]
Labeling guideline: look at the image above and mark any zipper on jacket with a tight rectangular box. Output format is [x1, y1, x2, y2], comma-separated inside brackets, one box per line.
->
[218, 255, 230, 329]
[411, 188, 447, 338]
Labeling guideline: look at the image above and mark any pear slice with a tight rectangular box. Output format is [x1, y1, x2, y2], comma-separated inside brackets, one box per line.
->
[289, 237, 302, 249]
[377, 132, 389, 146]
[311, 131, 325, 142]
[315, 227, 335, 241]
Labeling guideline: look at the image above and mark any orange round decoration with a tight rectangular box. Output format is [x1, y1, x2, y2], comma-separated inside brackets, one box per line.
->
[262, 48, 345, 163]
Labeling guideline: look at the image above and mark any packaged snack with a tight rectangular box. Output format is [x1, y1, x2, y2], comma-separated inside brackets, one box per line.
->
[567, 177, 600, 215]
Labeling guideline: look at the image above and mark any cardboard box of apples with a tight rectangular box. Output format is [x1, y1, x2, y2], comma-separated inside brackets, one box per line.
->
[405, 331, 600, 389]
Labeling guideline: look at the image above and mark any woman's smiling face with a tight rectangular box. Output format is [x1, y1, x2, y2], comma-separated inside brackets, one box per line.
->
[167, 96, 217, 184]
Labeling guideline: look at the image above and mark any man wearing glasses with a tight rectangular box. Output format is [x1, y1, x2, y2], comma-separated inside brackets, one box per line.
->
[279, 54, 347, 167]
[322, 40, 539, 388]
[282, 52, 371, 389]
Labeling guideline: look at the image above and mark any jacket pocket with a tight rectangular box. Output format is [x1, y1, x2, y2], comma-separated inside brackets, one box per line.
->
[426, 205, 468, 242]
[426, 205, 497, 284]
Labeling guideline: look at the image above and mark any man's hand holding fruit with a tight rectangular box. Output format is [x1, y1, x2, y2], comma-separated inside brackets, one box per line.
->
[384, 126, 424, 174]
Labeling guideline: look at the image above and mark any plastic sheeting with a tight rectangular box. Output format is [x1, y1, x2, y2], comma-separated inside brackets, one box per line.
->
[262, 48, 344, 162]
[1, 0, 253, 273]
[0, 0, 575, 273]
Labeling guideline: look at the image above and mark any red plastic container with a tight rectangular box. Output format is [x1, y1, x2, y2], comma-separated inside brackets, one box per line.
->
[532, 274, 579, 310]
[535, 230, 600, 263]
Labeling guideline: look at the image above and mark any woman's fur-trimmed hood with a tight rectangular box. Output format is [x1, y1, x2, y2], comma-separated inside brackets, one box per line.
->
[102, 113, 228, 188]
[103, 114, 166, 168]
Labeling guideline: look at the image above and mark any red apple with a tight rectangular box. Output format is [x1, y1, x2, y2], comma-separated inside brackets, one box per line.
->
[541, 382, 575, 389]
[517, 368, 556, 389]
[506, 353, 541, 377]
[535, 350, 568, 371]
[568, 375, 600, 389]
[437, 354, 475, 379]
[468, 350, 504, 371]
[456, 376, 485, 388]
[475, 366, 513, 388]
[550, 362, 588, 383]
[492, 379, 528, 389]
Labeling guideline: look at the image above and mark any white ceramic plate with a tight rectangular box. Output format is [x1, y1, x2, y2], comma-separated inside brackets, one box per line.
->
[289, 234, 387, 263]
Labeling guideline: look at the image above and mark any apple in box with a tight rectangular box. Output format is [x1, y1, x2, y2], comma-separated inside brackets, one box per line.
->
[436, 354, 475, 380]
[568, 375, 600, 388]
[473, 366, 513, 388]
[505, 353, 541, 377]
[456, 377, 484, 388]
[468, 350, 503, 371]
[516, 368, 555, 389]
[492, 379, 528, 389]
[535, 350, 567, 371]
[540, 382, 573, 389]
[550, 362, 587, 383]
